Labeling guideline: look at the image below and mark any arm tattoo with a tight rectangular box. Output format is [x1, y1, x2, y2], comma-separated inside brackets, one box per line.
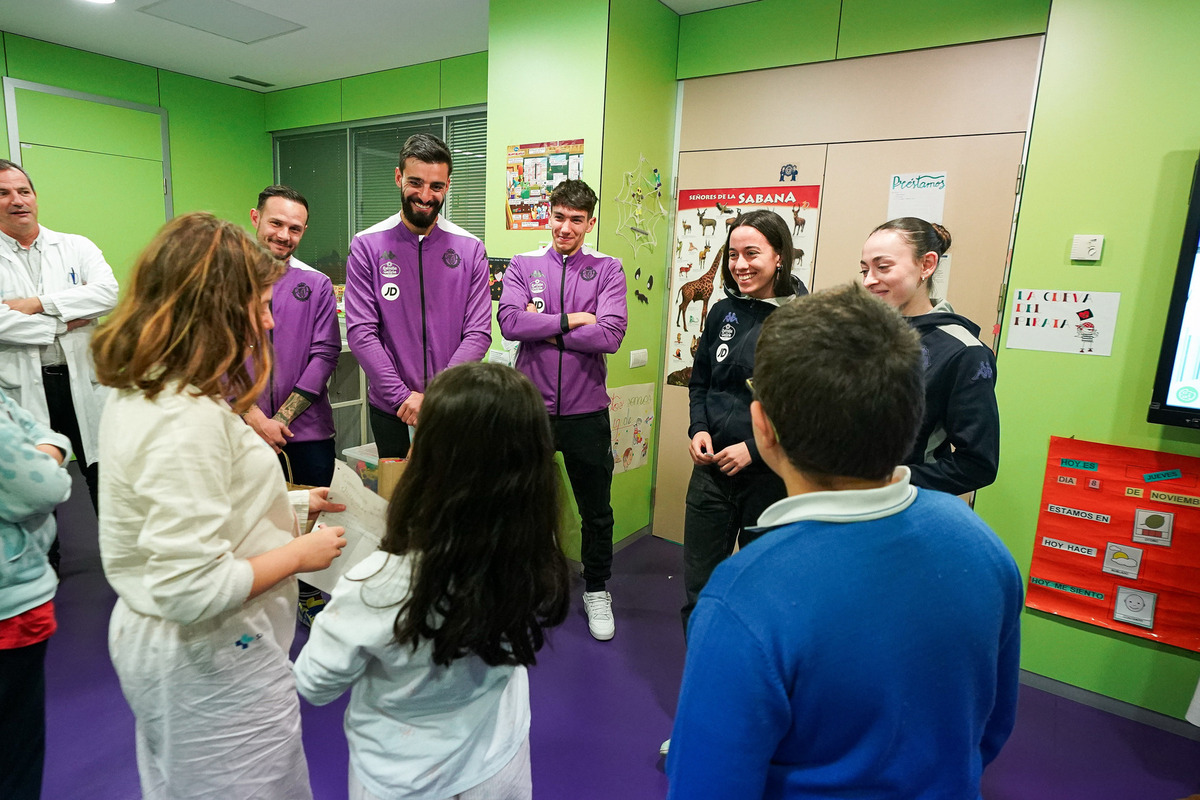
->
[274, 392, 312, 425]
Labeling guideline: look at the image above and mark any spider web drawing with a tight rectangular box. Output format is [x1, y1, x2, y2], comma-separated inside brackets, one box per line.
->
[613, 155, 667, 256]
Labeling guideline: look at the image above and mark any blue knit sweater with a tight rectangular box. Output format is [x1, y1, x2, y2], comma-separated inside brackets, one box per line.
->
[0, 390, 72, 622]
[668, 485, 1022, 799]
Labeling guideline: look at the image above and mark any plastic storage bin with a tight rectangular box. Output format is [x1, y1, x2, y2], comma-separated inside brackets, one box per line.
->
[341, 443, 379, 493]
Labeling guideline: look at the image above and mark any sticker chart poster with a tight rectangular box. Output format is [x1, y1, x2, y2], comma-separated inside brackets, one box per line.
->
[505, 140, 584, 230]
[664, 186, 820, 386]
[1026, 436, 1200, 652]
[1006, 289, 1121, 356]
[609, 383, 654, 474]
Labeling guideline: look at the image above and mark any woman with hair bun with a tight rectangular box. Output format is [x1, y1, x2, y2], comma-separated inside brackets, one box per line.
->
[860, 217, 1000, 495]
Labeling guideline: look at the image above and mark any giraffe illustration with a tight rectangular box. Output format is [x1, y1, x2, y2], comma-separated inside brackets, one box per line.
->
[676, 245, 723, 333]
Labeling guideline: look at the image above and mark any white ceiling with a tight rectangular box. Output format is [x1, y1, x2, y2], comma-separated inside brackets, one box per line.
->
[0, 0, 756, 93]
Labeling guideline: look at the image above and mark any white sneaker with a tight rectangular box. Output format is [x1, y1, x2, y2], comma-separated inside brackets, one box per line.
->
[583, 591, 615, 640]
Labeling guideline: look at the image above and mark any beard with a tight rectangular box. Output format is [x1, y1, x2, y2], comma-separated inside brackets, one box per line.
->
[402, 193, 442, 230]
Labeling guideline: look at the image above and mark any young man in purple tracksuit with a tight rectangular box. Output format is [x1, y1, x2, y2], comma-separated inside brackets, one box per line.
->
[242, 185, 341, 624]
[344, 134, 491, 456]
[498, 180, 628, 640]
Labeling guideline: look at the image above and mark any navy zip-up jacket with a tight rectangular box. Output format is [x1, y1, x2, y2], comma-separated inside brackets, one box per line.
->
[905, 302, 1000, 495]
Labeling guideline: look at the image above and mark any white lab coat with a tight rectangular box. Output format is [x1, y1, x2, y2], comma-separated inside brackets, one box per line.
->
[0, 225, 118, 465]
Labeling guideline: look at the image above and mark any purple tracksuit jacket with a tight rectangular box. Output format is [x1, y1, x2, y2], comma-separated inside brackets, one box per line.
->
[345, 214, 491, 412]
[255, 258, 340, 442]
[497, 245, 627, 416]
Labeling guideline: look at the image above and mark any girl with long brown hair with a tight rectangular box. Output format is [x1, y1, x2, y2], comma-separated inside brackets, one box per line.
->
[294, 362, 570, 800]
[92, 212, 346, 799]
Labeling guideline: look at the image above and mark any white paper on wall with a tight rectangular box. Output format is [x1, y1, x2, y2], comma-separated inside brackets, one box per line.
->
[887, 171, 947, 223]
[1005, 289, 1121, 356]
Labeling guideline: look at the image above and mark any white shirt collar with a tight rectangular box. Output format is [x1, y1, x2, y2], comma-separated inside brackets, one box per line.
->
[753, 466, 918, 530]
[0, 227, 41, 253]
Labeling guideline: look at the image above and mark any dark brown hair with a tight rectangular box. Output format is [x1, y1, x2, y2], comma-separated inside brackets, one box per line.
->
[91, 212, 285, 413]
[720, 209, 797, 297]
[256, 184, 309, 213]
[871, 217, 952, 265]
[755, 283, 924, 483]
[381, 362, 570, 667]
[549, 179, 598, 217]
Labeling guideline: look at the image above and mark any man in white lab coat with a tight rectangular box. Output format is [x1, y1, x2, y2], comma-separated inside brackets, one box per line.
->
[0, 159, 118, 520]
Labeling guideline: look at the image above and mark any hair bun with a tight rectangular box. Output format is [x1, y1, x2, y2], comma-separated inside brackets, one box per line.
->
[930, 222, 952, 254]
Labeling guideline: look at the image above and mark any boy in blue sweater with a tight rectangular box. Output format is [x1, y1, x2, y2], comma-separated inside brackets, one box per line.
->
[667, 284, 1022, 800]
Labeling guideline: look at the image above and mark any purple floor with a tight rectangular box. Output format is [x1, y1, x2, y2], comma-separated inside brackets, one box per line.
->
[41, 467, 1200, 799]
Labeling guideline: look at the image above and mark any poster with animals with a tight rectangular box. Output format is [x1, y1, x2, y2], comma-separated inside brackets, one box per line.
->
[664, 186, 820, 386]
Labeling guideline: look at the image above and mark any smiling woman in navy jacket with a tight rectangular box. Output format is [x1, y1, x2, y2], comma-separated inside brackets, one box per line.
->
[859, 217, 1000, 496]
[682, 210, 807, 633]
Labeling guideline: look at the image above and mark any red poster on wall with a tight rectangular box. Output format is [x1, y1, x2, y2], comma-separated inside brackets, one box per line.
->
[1026, 436, 1200, 652]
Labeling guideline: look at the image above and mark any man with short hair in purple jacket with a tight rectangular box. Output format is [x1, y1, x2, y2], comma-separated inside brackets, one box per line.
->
[242, 185, 340, 481]
[241, 185, 341, 625]
[498, 179, 628, 641]
[345, 133, 491, 456]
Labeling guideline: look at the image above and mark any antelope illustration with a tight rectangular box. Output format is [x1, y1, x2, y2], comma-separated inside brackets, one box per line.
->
[698, 210, 717, 236]
[792, 206, 806, 235]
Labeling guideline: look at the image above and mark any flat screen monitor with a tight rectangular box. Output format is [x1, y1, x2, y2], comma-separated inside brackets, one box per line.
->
[1149, 156, 1200, 428]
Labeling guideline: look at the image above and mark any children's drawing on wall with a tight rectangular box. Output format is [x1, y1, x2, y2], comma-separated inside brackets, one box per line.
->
[609, 383, 654, 474]
[614, 155, 668, 257]
[505, 139, 584, 230]
[487, 257, 510, 302]
[663, 185, 821, 386]
[1006, 290, 1121, 356]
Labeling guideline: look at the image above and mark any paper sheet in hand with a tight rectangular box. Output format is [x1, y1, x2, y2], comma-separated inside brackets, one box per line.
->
[298, 459, 388, 593]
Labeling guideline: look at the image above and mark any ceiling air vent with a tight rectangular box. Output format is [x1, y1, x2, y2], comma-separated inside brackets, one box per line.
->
[230, 75, 275, 88]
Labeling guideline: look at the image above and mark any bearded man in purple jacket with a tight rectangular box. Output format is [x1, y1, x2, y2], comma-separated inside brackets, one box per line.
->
[344, 134, 492, 457]
[241, 185, 341, 625]
[498, 180, 628, 641]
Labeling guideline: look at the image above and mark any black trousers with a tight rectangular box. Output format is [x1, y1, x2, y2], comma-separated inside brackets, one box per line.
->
[681, 463, 787, 635]
[42, 366, 99, 512]
[369, 404, 412, 459]
[552, 411, 615, 593]
[277, 437, 336, 487]
[0, 640, 49, 800]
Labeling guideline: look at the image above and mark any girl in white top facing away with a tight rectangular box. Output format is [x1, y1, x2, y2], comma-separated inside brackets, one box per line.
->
[294, 362, 571, 800]
[91, 212, 347, 800]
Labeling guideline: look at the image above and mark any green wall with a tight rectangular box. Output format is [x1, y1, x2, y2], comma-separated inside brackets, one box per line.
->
[677, 0, 1050, 78]
[974, 0, 1200, 718]
[0, 33, 272, 233]
[484, 0, 608, 258]
[485, 0, 678, 555]
[263, 52, 487, 132]
[595, 0, 680, 547]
